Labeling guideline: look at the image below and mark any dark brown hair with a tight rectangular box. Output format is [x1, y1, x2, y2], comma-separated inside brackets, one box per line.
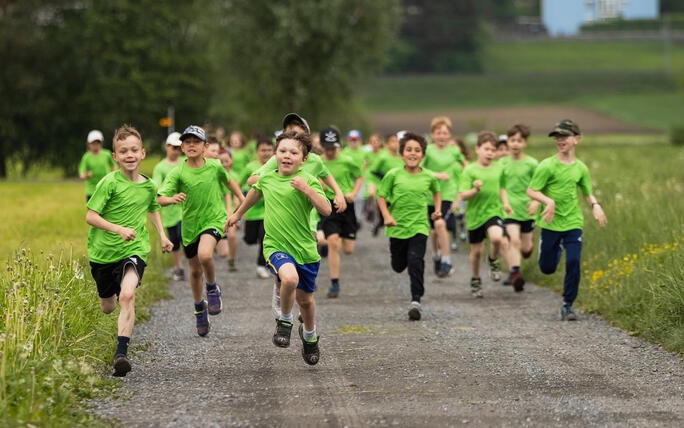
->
[207, 135, 221, 146]
[476, 131, 497, 147]
[276, 131, 312, 157]
[399, 132, 427, 155]
[113, 124, 142, 149]
[452, 137, 472, 160]
[507, 123, 531, 139]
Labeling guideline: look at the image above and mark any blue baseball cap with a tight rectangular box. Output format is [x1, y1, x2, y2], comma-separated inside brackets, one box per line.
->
[347, 129, 362, 140]
[180, 125, 207, 142]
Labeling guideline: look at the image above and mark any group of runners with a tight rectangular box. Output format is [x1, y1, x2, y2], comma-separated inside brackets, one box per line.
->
[79, 112, 607, 377]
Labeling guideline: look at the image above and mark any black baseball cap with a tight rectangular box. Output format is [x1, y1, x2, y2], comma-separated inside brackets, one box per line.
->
[320, 127, 341, 148]
[548, 119, 581, 137]
[282, 113, 311, 134]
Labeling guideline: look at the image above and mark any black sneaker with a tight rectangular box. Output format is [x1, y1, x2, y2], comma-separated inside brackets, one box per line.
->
[113, 354, 131, 377]
[433, 258, 441, 276]
[512, 271, 525, 292]
[437, 262, 452, 278]
[273, 319, 293, 348]
[408, 301, 422, 321]
[298, 324, 320, 365]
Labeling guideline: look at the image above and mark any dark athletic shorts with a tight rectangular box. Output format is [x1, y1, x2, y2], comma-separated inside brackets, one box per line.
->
[243, 219, 264, 245]
[428, 200, 453, 229]
[321, 200, 356, 240]
[503, 218, 536, 234]
[166, 221, 182, 251]
[468, 216, 507, 244]
[90, 255, 146, 299]
[183, 229, 223, 259]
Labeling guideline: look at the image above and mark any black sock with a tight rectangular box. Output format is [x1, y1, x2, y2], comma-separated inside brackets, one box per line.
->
[510, 266, 520, 274]
[331, 278, 339, 287]
[194, 301, 205, 312]
[488, 256, 496, 263]
[205, 281, 217, 292]
[411, 296, 421, 303]
[116, 336, 130, 356]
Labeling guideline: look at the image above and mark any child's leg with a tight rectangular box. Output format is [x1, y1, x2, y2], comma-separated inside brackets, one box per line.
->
[215, 239, 229, 258]
[538, 229, 563, 275]
[487, 225, 506, 260]
[197, 234, 219, 284]
[117, 265, 138, 338]
[469, 242, 484, 278]
[187, 256, 204, 302]
[505, 223, 522, 268]
[257, 221, 266, 267]
[389, 237, 409, 273]
[434, 217, 450, 259]
[342, 238, 354, 255]
[406, 234, 428, 302]
[429, 228, 439, 255]
[561, 229, 583, 305]
[277, 263, 299, 317]
[227, 228, 238, 262]
[100, 296, 116, 314]
[296, 289, 316, 332]
[521, 229, 535, 258]
[327, 233, 341, 278]
[172, 249, 183, 270]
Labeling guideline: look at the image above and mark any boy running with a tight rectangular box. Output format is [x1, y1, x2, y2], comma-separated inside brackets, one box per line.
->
[319, 127, 363, 298]
[227, 131, 331, 365]
[368, 132, 404, 236]
[459, 131, 514, 298]
[377, 132, 441, 321]
[79, 129, 116, 201]
[158, 125, 244, 337]
[499, 124, 539, 291]
[217, 147, 241, 271]
[86, 125, 173, 376]
[527, 119, 607, 320]
[152, 132, 185, 281]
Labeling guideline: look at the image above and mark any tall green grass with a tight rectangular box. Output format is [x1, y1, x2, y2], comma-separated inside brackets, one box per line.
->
[523, 140, 684, 354]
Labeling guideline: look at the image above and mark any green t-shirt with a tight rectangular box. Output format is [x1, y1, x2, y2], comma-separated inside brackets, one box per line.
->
[341, 146, 366, 171]
[86, 170, 160, 264]
[322, 154, 362, 199]
[459, 163, 506, 230]
[378, 167, 440, 239]
[253, 170, 326, 264]
[231, 148, 251, 178]
[363, 149, 384, 198]
[422, 144, 465, 202]
[152, 159, 183, 228]
[368, 151, 404, 187]
[499, 155, 539, 222]
[528, 156, 593, 232]
[240, 160, 266, 220]
[78, 150, 116, 196]
[158, 158, 232, 246]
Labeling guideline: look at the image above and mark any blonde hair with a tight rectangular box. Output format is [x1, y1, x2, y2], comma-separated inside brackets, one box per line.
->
[113, 124, 142, 149]
[430, 116, 452, 133]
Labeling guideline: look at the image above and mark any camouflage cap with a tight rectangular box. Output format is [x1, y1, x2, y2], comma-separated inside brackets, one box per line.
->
[548, 119, 581, 137]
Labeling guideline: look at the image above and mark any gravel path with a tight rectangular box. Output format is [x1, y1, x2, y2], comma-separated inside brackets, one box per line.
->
[93, 225, 683, 427]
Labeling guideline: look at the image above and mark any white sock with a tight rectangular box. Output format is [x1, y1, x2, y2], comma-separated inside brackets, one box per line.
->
[303, 326, 317, 342]
[433, 252, 441, 261]
[441, 255, 450, 264]
[280, 312, 293, 322]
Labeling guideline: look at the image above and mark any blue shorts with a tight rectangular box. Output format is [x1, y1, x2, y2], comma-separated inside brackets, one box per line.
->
[266, 252, 320, 293]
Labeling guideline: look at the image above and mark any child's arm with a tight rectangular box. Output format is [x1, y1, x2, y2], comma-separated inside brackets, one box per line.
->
[78, 155, 92, 179]
[500, 189, 513, 215]
[585, 195, 607, 227]
[86, 209, 136, 241]
[226, 188, 262, 231]
[322, 174, 347, 213]
[376, 196, 396, 227]
[147, 211, 173, 252]
[158, 193, 186, 207]
[459, 180, 482, 201]
[431, 191, 443, 220]
[526, 188, 555, 224]
[291, 176, 332, 216]
[346, 177, 364, 202]
[246, 174, 259, 187]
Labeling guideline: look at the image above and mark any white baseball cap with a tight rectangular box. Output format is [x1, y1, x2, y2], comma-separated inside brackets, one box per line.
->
[165, 132, 182, 146]
[87, 130, 104, 144]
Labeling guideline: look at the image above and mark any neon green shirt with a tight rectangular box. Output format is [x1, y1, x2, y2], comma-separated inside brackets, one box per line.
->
[379, 167, 440, 239]
[231, 148, 251, 178]
[529, 156, 593, 232]
[86, 170, 160, 264]
[78, 150, 116, 196]
[158, 158, 232, 246]
[363, 149, 384, 197]
[422, 144, 465, 202]
[341, 146, 366, 171]
[253, 170, 327, 264]
[500, 155, 538, 222]
[152, 159, 183, 227]
[368, 151, 403, 187]
[322, 154, 362, 199]
[240, 160, 265, 220]
[459, 163, 506, 230]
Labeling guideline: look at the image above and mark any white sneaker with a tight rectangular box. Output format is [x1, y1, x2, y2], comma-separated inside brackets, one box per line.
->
[408, 301, 422, 321]
[256, 265, 270, 279]
[271, 285, 281, 320]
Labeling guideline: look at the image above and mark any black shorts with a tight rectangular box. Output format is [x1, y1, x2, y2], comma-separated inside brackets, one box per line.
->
[243, 219, 264, 245]
[503, 218, 536, 234]
[428, 201, 453, 229]
[183, 229, 223, 259]
[321, 200, 356, 240]
[166, 221, 182, 251]
[468, 216, 506, 244]
[90, 256, 146, 299]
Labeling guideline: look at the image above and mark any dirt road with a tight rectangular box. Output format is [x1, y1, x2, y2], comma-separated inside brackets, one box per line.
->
[94, 225, 683, 427]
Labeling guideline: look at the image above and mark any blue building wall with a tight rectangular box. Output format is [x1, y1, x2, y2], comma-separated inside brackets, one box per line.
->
[542, 0, 660, 36]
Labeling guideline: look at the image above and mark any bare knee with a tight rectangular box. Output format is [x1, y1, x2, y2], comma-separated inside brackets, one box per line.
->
[296, 293, 314, 309]
[101, 298, 116, 314]
[434, 219, 446, 231]
[119, 289, 135, 306]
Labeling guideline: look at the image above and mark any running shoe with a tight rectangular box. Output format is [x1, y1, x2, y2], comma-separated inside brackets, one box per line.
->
[408, 301, 422, 321]
[298, 324, 320, 365]
[113, 354, 131, 377]
[256, 265, 270, 279]
[512, 271, 525, 292]
[437, 262, 452, 278]
[450, 241, 459, 251]
[503, 275, 513, 286]
[272, 286, 281, 320]
[433, 258, 441, 276]
[194, 301, 210, 336]
[228, 259, 237, 272]
[471, 277, 483, 298]
[488, 258, 502, 281]
[273, 319, 293, 348]
[561, 304, 578, 321]
[172, 267, 185, 281]
[327, 283, 340, 298]
[206, 284, 222, 315]
[459, 231, 467, 243]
